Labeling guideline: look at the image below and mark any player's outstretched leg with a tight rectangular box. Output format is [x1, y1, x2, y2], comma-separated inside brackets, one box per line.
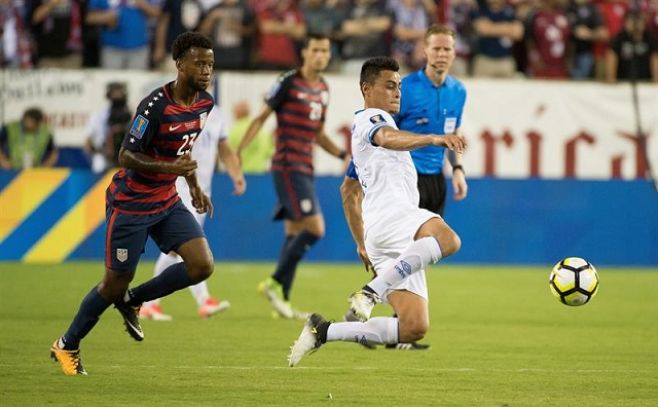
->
[288, 313, 330, 367]
[289, 315, 399, 367]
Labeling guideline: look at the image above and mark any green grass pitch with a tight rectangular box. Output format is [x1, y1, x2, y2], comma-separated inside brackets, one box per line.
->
[1, 261, 657, 406]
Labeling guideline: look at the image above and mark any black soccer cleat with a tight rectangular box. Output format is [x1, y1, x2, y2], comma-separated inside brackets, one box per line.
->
[114, 300, 144, 341]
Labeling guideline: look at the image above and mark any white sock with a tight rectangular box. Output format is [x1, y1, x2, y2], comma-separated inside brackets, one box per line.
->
[367, 237, 442, 297]
[189, 282, 210, 306]
[326, 317, 399, 346]
[144, 252, 180, 307]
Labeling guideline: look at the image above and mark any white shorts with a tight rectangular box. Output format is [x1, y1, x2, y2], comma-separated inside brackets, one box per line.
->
[175, 177, 208, 227]
[364, 208, 439, 303]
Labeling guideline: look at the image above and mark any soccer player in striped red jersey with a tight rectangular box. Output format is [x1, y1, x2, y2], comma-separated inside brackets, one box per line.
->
[50, 32, 218, 376]
[237, 34, 347, 319]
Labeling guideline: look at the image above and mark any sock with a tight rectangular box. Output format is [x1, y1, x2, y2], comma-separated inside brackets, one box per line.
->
[366, 237, 442, 297]
[272, 231, 319, 300]
[61, 287, 111, 349]
[188, 281, 210, 306]
[128, 262, 193, 305]
[270, 235, 294, 287]
[145, 252, 180, 307]
[326, 317, 399, 346]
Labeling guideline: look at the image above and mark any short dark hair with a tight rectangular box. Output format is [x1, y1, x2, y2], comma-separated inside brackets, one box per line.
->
[302, 33, 330, 49]
[171, 31, 213, 61]
[360, 57, 400, 89]
[22, 107, 44, 123]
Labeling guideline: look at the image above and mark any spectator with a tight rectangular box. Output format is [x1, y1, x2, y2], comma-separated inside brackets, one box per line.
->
[84, 82, 131, 173]
[566, 0, 608, 79]
[340, 0, 392, 73]
[593, 0, 628, 80]
[525, 0, 571, 79]
[27, 0, 84, 68]
[301, 0, 343, 69]
[152, 0, 203, 71]
[254, 0, 306, 70]
[0, 0, 33, 68]
[471, 0, 524, 78]
[606, 11, 658, 83]
[227, 100, 273, 174]
[199, 0, 254, 70]
[86, 0, 161, 70]
[0, 107, 58, 169]
[389, 0, 431, 71]
[448, 0, 479, 77]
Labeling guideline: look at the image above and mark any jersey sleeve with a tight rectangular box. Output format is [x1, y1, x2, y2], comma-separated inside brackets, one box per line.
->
[345, 159, 359, 181]
[265, 72, 294, 111]
[361, 109, 395, 146]
[122, 98, 160, 152]
[456, 89, 467, 129]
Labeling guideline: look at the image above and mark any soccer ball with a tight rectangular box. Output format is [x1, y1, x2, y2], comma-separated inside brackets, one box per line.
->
[549, 257, 599, 306]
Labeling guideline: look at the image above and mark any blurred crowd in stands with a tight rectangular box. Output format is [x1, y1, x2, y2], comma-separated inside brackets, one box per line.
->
[1, 0, 657, 82]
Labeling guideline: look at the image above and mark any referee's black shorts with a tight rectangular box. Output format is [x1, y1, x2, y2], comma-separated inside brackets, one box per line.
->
[417, 173, 447, 217]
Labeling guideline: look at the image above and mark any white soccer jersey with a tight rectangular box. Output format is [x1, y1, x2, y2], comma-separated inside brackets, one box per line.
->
[351, 108, 420, 231]
[178, 105, 228, 196]
[175, 106, 227, 225]
[352, 107, 439, 302]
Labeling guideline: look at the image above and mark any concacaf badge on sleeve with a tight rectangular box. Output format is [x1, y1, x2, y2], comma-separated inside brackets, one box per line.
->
[129, 115, 149, 139]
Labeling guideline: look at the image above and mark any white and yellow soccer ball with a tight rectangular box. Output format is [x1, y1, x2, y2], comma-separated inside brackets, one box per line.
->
[549, 257, 599, 306]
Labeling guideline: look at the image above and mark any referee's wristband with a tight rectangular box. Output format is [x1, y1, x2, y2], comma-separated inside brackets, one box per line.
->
[452, 165, 465, 175]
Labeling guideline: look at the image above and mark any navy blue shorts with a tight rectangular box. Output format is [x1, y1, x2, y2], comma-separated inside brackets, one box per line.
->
[272, 170, 321, 221]
[105, 199, 205, 272]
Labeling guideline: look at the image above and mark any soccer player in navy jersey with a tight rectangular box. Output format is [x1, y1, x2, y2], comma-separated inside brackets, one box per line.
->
[50, 32, 217, 376]
[237, 34, 346, 319]
[397, 25, 468, 217]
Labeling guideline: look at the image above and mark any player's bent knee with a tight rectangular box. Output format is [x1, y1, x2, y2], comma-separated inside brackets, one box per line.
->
[188, 259, 214, 283]
[99, 271, 131, 302]
[438, 231, 461, 257]
[401, 320, 428, 342]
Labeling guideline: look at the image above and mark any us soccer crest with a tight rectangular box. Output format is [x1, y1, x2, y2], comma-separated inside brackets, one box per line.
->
[199, 112, 208, 129]
[116, 248, 128, 263]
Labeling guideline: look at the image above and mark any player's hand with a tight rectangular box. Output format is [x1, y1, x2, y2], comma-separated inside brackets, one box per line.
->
[436, 134, 467, 154]
[169, 154, 198, 176]
[190, 185, 214, 218]
[357, 245, 375, 276]
[452, 168, 468, 201]
[232, 176, 246, 196]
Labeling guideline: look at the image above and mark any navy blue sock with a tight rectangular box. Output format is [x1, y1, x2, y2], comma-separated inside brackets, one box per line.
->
[62, 287, 111, 350]
[272, 231, 319, 300]
[271, 235, 294, 286]
[128, 262, 193, 305]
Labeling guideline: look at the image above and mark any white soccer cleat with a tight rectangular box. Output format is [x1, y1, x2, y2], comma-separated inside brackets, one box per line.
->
[348, 290, 380, 322]
[288, 313, 329, 367]
[139, 303, 173, 321]
[258, 278, 294, 319]
[198, 298, 230, 319]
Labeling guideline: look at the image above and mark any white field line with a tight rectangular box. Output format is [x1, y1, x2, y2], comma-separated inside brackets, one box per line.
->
[79, 365, 650, 374]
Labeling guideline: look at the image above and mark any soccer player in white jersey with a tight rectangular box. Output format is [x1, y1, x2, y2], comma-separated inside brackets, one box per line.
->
[288, 56, 466, 366]
[140, 106, 246, 320]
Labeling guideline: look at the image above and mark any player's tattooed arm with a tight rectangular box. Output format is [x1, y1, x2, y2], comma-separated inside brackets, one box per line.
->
[118, 147, 198, 176]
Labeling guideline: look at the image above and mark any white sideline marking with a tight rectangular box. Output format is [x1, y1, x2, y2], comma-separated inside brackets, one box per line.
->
[80, 365, 651, 374]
